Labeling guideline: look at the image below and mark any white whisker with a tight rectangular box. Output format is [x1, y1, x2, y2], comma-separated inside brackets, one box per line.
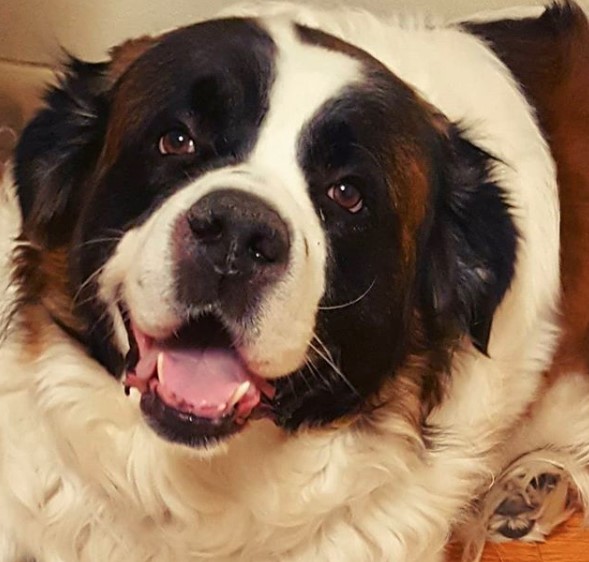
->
[318, 279, 376, 311]
[72, 265, 106, 305]
[308, 335, 358, 395]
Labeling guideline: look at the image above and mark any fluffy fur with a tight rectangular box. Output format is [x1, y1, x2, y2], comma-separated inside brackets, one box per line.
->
[1, 3, 588, 562]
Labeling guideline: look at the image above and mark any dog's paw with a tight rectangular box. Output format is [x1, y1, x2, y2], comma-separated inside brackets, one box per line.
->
[484, 451, 577, 542]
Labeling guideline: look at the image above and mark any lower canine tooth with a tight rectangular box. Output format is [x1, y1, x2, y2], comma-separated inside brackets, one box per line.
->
[227, 381, 251, 409]
[157, 353, 165, 384]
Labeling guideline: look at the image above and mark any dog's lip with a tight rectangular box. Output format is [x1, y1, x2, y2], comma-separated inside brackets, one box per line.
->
[139, 390, 255, 449]
[123, 314, 275, 426]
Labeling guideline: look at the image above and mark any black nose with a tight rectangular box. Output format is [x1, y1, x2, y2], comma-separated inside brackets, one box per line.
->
[187, 190, 290, 275]
[174, 189, 291, 317]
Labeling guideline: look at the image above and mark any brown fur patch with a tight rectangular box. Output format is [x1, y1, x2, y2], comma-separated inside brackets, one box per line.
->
[12, 241, 86, 341]
[390, 142, 431, 266]
[468, 1, 589, 382]
[296, 24, 378, 62]
[100, 43, 165, 172]
[108, 36, 159, 83]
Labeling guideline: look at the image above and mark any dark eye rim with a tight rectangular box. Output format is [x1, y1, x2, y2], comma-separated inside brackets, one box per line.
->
[326, 180, 365, 214]
[158, 128, 196, 156]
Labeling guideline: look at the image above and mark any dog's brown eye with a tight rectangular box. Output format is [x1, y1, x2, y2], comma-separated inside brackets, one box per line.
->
[158, 130, 196, 155]
[327, 182, 363, 213]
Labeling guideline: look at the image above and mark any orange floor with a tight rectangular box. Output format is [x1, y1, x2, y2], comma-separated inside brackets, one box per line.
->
[447, 513, 588, 561]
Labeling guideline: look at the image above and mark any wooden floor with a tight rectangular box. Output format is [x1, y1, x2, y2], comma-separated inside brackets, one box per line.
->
[447, 513, 589, 561]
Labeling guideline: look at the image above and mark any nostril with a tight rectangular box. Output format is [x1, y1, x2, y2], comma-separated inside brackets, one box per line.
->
[188, 213, 223, 243]
[248, 229, 288, 265]
[248, 234, 273, 264]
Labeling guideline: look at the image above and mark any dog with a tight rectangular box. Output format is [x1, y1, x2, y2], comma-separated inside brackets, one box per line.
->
[1, 2, 588, 561]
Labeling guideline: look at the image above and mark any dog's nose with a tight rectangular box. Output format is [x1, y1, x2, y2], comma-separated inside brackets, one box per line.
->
[186, 190, 290, 276]
[173, 189, 290, 318]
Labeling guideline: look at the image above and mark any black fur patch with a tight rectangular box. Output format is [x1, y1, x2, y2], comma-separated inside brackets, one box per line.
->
[15, 59, 110, 247]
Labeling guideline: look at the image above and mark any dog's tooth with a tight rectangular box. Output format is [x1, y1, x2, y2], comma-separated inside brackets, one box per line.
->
[227, 381, 251, 409]
[157, 353, 165, 384]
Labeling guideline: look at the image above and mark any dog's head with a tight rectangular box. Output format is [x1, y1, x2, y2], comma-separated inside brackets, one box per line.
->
[13, 17, 517, 448]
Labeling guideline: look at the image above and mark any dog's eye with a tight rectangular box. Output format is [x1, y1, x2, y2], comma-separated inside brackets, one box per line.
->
[158, 130, 196, 155]
[327, 182, 364, 213]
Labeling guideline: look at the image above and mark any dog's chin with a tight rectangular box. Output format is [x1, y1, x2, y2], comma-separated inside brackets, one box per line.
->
[140, 392, 244, 455]
[122, 310, 277, 449]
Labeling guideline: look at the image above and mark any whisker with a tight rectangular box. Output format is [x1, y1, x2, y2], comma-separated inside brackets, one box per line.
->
[319, 279, 376, 311]
[81, 303, 114, 340]
[313, 334, 347, 374]
[73, 293, 99, 308]
[73, 237, 122, 250]
[308, 336, 358, 396]
[286, 370, 297, 397]
[72, 226, 125, 251]
[297, 359, 316, 392]
[72, 265, 106, 305]
[311, 333, 334, 363]
[304, 356, 331, 391]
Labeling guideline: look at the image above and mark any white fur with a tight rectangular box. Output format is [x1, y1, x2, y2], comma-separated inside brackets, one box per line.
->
[0, 5, 580, 562]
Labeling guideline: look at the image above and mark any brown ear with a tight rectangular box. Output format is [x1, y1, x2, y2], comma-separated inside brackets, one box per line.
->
[108, 35, 160, 82]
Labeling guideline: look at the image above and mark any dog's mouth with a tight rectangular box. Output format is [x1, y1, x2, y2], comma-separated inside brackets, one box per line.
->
[124, 312, 275, 447]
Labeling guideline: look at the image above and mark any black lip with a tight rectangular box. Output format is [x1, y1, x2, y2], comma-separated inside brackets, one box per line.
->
[140, 389, 245, 448]
[119, 302, 139, 373]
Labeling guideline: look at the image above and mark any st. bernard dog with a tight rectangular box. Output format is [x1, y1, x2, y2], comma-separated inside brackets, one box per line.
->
[1, 1, 589, 561]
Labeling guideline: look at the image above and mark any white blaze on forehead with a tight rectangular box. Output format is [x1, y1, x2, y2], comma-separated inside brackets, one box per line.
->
[232, 19, 365, 377]
[249, 18, 362, 197]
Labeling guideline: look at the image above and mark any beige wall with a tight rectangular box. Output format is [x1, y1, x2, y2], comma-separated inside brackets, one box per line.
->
[1, 0, 548, 64]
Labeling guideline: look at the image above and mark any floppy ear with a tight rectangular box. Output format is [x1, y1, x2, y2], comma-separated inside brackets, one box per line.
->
[421, 124, 518, 355]
[14, 59, 111, 247]
[14, 37, 158, 248]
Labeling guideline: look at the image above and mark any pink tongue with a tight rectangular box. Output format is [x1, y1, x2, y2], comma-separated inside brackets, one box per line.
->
[156, 348, 260, 419]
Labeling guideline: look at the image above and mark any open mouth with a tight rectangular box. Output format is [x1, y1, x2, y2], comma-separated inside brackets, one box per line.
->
[124, 312, 275, 447]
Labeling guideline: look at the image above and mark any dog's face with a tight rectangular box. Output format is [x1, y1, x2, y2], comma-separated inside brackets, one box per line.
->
[14, 18, 516, 449]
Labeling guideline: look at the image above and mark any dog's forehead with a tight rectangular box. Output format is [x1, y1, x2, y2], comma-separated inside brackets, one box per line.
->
[108, 19, 275, 128]
[109, 17, 364, 140]
[247, 18, 363, 189]
[126, 17, 276, 76]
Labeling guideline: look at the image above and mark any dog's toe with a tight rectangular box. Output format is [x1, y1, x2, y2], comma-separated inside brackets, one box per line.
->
[485, 451, 577, 542]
